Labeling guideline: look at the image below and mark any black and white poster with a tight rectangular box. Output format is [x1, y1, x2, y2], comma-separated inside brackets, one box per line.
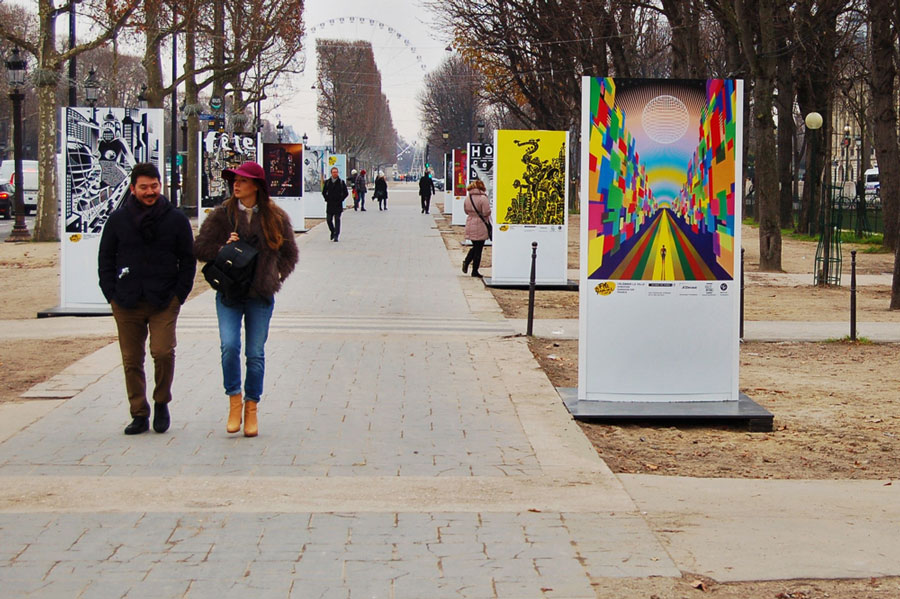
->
[60, 107, 164, 308]
[64, 107, 161, 234]
[199, 131, 259, 225]
[303, 145, 327, 218]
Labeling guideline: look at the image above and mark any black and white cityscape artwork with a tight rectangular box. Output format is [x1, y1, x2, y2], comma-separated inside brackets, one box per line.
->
[64, 107, 162, 234]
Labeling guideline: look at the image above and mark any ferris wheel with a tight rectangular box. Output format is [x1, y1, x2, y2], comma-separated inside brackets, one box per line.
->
[306, 17, 429, 75]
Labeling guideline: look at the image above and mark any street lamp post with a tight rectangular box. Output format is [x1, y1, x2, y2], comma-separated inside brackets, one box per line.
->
[137, 85, 148, 109]
[477, 121, 485, 143]
[855, 135, 865, 237]
[84, 68, 100, 108]
[5, 48, 30, 242]
[442, 129, 449, 179]
[181, 111, 188, 154]
[277, 120, 284, 143]
[301, 132, 308, 147]
[843, 124, 851, 184]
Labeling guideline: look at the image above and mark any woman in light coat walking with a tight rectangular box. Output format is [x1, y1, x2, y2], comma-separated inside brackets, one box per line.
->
[462, 179, 491, 278]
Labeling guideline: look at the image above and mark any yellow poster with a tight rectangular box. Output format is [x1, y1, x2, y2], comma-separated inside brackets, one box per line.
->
[495, 130, 568, 225]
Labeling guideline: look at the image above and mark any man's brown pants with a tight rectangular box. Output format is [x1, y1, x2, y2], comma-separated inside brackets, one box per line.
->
[111, 298, 181, 419]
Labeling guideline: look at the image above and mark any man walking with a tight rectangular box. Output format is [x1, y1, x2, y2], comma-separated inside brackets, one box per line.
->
[323, 166, 349, 241]
[418, 170, 436, 214]
[98, 163, 195, 435]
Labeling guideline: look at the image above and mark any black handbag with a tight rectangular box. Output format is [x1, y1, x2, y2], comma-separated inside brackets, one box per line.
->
[202, 213, 259, 299]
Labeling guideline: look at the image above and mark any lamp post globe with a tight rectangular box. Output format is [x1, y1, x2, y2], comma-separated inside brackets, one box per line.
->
[5, 47, 31, 242]
[302, 132, 308, 147]
[804, 112, 823, 130]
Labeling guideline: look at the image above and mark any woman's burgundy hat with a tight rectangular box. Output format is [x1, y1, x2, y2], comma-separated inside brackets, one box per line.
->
[222, 161, 269, 195]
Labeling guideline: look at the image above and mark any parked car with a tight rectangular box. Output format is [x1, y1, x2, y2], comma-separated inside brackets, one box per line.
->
[0, 182, 11, 219]
[0, 160, 38, 215]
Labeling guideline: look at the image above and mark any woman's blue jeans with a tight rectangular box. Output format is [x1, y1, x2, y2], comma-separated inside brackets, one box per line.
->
[215, 292, 274, 402]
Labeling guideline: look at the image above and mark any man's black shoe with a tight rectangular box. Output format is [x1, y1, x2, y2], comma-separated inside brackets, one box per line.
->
[124, 417, 149, 435]
[153, 402, 170, 433]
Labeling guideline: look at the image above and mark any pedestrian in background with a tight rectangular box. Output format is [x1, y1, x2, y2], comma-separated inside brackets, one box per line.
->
[322, 166, 348, 241]
[355, 169, 368, 211]
[98, 162, 195, 436]
[348, 169, 359, 210]
[374, 171, 388, 210]
[418, 170, 435, 214]
[463, 178, 491, 278]
[194, 161, 299, 437]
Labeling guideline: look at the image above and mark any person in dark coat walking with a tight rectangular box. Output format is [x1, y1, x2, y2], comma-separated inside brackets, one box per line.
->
[355, 169, 368, 211]
[418, 170, 435, 214]
[322, 166, 348, 241]
[373, 171, 388, 210]
[98, 162, 195, 436]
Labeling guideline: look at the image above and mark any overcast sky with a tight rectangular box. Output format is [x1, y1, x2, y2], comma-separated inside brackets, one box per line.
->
[274, 0, 451, 146]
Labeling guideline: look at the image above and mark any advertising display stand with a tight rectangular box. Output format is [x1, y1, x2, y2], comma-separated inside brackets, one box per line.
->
[303, 145, 328, 218]
[442, 152, 453, 215]
[263, 142, 306, 232]
[41, 107, 165, 316]
[450, 148, 467, 226]
[325, 152, 350, 208]
[565, 76, 772, 430]
[485, 130, 574, 289]
[462, 142, 494, 247]
[198, 131, 260, 226]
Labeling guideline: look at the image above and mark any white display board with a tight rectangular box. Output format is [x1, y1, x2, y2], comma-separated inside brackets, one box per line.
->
[491, 130, 569, 285]
[198, 131, 260, 226]
[60, 107, 165, 308]
[465, 142, 495, 239]
[263, 142, 305, 232]
[578, 77, 743, 403]
[304, 145, 328, 218]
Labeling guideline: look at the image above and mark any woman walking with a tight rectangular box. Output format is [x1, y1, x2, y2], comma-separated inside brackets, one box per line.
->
[463, 179, 491, 278]
[195, 162, 299, 437]
[374, 171, 388, 210]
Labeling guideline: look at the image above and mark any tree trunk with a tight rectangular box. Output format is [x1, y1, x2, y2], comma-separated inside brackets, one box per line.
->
[775, 1, 794, 228]
[33, 81, 60, 241]
[183, 6, 198, 211]
[142, 0, 165, 108]
[869, 0, 900, 251]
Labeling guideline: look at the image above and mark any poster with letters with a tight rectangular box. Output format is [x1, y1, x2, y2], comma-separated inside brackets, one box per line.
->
[60, 106, 164, 308]
[578, 77, 743, 402]
[199, 131, 259, 225]
[491, 129, 569, 284]
[263, 142, 305, 232]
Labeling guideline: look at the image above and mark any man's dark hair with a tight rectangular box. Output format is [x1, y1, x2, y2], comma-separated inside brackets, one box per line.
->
[130, 162, 161, 185]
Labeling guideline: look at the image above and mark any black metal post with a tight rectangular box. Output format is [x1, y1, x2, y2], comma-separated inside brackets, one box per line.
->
[850, 250, 857, 341]
[526, 242, 538, 336]
[6, 87, 30, 241]
[740, 248, 745, 340]
[170, 25, 179, 207]
[68, 1, 77, 106]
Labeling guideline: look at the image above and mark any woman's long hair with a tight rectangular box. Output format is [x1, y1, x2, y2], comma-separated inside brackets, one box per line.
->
[225, 182, 285, 250]
[467, 179, 486, 192]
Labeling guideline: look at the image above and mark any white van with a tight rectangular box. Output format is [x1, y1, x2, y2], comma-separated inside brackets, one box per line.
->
[0, 159, 38, 215]
[864, 167, 879, 199]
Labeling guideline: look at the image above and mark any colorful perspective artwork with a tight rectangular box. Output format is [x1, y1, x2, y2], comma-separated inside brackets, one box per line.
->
[587, 78, 737, 280]
[263, 143, 303, 197]
[453, 148, 467, 196]
[495, 130, 567, 226]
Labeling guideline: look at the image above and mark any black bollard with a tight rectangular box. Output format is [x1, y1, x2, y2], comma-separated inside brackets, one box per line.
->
[740, 248, 745, 341]
[527, 242, 538, 336]
[850, 250, 857, 341]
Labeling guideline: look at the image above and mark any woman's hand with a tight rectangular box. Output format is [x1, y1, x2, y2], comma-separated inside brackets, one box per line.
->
[226, 232, 240, 244]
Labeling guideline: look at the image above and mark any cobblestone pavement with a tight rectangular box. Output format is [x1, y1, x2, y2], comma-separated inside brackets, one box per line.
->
[0, 190, 676, 598]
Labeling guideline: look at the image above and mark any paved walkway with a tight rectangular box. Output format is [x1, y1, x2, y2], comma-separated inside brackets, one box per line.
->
[2, 190, 899, 598]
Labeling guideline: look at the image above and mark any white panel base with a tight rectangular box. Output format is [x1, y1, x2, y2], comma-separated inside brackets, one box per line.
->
[451, 196, 467, 226]
[274, 197, 305, 232]
[490, 225, 568, 285]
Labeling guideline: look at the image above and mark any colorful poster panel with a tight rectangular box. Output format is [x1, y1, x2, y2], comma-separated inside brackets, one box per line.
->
[578, 77, 743, 403]
[200, 131, 259, 224]
[443, 152, 453, 214]
[452, 148, 467, 197]
[586, 78, 737, 281]
[325, 152, 347, 180]
[263, 143, 303, 197]
[495, 130, 567, 226]
[61, 106, 164, 307]
[303, 145, 328, 193]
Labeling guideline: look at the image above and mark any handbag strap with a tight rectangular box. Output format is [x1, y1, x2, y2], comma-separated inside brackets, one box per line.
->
[469, 194, 491, 230]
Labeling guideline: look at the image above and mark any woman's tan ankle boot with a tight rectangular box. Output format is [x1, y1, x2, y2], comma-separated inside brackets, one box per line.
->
[243, 401, 258, 437]
[227, 394, 243, 433]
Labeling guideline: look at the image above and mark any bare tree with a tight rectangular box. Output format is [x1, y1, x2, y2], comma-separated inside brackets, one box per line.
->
[418, 55, 484, 154]
[0, 0, 137, 240]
